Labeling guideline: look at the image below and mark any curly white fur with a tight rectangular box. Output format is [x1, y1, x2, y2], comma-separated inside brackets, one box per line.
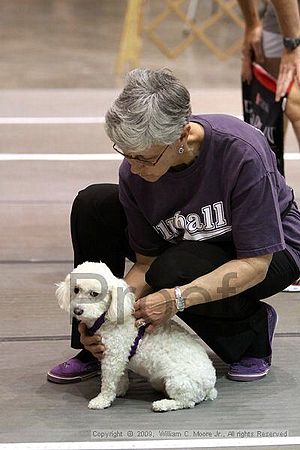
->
[56, 261, 217, 412]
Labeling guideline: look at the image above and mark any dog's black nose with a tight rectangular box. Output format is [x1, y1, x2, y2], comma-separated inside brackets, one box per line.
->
[73, 307, 84, 316]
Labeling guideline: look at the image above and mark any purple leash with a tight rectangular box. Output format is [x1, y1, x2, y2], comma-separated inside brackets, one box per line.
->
[87, 313, 146, 359]
[128, 325, 146, 360]
[87, 312, 106, 335]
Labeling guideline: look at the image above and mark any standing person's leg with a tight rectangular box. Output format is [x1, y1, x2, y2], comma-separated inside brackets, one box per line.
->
[263, 57, 300, 150]
[145, 241, 299, 379]
[261, 30, 300, 151]
[48, 184, 134, 383]
[285, 83, 300, 149]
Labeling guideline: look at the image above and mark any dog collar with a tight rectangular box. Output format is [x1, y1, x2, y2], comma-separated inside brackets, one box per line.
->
[87, 314, 146, 360]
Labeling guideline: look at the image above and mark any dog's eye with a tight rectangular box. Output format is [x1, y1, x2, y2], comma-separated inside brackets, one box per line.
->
[74, 287, 79, 294]
[90, 291, 99, 297]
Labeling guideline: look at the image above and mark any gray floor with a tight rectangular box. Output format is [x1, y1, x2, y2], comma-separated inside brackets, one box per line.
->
[1, 2, 300, 450]
[1, 88, 300, 450]
[0, 0, 243, 89]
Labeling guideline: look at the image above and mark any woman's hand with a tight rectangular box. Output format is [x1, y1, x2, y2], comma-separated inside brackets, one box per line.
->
[78, 322, 106, 360]
[133, 288, 178, 333]
[276, 47, 300, 101]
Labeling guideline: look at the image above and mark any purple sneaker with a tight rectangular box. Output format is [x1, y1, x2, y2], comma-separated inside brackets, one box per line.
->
[227, 303, 278, 382]
[47, 356, 101, 384]
[227, 357, 271, 381]
[264, 303, 278, 363]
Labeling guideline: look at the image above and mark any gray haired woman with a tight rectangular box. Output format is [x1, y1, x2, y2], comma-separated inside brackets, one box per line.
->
[48, 68, 300, 384]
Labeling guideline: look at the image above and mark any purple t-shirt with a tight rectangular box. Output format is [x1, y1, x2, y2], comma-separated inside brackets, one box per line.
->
[119, 114, 300, 269]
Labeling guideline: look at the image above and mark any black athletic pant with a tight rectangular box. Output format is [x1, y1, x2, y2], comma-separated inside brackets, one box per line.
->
[70, 184, 299, 363]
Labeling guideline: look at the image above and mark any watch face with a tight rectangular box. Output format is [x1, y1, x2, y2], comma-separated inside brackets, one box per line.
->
[283, 37, 300, 50]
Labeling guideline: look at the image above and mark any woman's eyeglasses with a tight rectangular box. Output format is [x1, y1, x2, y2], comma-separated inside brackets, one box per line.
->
[112, 143, 170, 167]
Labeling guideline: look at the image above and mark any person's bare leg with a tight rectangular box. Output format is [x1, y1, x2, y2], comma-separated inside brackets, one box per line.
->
[285, 82, 300, 150]
[262, 57, 300, 150]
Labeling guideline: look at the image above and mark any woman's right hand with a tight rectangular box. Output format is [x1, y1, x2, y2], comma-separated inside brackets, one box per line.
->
[78, 322, 106, 360]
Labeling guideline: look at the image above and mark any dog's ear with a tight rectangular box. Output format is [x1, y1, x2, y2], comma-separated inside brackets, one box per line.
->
[55, 274, 71, 312]
[106, 280, 134, 323]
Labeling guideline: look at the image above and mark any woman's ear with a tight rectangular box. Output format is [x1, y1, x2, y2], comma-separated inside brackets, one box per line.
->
[55, 274, 71, 313]
[106, 280, 134, 323]
[180, 124, 191, 141]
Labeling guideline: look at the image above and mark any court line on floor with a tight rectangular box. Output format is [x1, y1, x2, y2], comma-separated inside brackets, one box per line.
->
[1, 332, 299, 343]
[0, 114, 243, 124]
[0, 153, 122, 160]
[0, 117, 105, 124]
[0, 200, 74, 204]
[0, 335, 70, 342]
[0, 436, 300, 449]
[0, 259, 73, 263]
[0, 153, 299, 160]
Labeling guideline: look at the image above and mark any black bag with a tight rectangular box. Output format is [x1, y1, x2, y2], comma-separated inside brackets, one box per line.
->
[242, 63, 286, 176]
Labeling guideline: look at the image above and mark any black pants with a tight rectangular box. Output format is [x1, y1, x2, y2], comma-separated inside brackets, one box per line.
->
[70, 184, 299, 363]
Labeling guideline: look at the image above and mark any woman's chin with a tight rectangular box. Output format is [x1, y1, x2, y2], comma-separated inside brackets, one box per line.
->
[139, 171, 166, 182]
[139, 174, 159, 182]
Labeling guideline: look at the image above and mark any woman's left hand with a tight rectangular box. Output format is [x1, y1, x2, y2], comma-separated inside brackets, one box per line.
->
[134, 288, 178, 333]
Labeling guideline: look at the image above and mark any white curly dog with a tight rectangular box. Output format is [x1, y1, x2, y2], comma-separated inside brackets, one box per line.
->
[56, 261, 217, 412]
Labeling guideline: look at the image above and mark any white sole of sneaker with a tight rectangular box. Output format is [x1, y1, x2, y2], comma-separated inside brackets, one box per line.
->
[283, 284, 300, 292]
[47, 370, 100, 384]
[227, 367, 270, 382]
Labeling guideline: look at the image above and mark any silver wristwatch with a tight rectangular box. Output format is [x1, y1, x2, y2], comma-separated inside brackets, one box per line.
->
[174, 286, 185, 312]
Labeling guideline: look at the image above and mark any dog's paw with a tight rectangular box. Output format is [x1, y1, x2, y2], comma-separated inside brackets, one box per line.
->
[116, 387, 128, 397]
[152, 399, 174, 412]
[116, 380, 129, 397]
[152, 399, 195, 412]
[88, 395, 112, 410]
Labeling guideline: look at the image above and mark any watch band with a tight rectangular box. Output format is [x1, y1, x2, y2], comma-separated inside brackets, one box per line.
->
[283, 37, 300, 51]
[174, 286, 185, 312]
